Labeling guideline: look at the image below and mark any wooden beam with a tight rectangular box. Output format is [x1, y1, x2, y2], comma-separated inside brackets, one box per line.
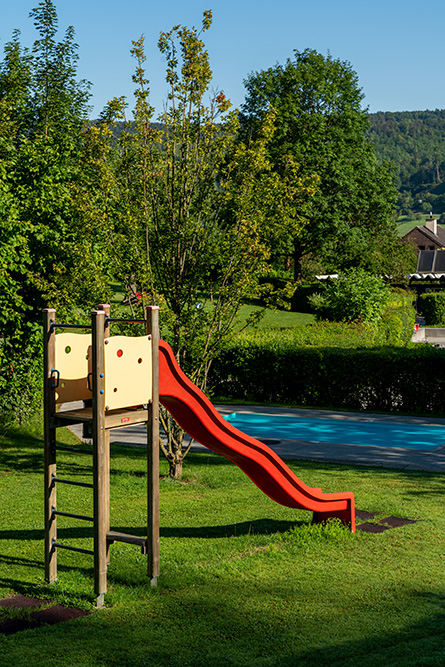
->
[97, 305, 111, 566]
[145, 306, 160, 585]
[107, 531, 148, 554]
[91, 310, 108, 606]
[43, 309, 57, 584]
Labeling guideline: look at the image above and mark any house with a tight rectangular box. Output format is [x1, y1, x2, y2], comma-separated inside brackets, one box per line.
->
[402, 216, 445, 277]
[403, 217, 445, 304]
[402, 216, 445, 255]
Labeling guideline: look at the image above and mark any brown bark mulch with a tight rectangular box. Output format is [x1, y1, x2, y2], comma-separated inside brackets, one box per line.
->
[0, 595, 91, 636]
[356, 510, 417, 533]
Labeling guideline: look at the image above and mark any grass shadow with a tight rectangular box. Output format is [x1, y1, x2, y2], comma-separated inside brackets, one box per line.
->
[0, 518, 299, 545]
[0, 553, 94, 604]
[0, 431, 44, 473]
[160, 518, 300, 539]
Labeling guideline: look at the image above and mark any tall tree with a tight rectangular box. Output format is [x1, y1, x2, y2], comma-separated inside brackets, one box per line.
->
[0, 1, 108, 422]
[241, 49, 414, 279]
[0, 1, 108, 317]
[96, 13, 314, 477]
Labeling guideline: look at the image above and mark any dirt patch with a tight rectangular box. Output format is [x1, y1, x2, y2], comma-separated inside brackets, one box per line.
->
[0, 595, 92, 636]
[355, 510, 417, 533]
[379, 516, 417, 528]
[356, 522, 392, 533]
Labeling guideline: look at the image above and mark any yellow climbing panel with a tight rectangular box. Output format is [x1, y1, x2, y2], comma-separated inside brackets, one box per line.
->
[54, 333, 152, 410]
[54, 333, 92, 404]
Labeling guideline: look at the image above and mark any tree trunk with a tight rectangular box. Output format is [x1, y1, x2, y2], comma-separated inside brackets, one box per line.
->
[293, 240, 304, 283]
[169, 458, 183, 479]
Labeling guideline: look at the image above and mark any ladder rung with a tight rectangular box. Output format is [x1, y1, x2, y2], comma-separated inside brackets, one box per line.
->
[52, 509, 94, 522]
[107, 531, 148, 554]
[55, 445, 93, 455]
[51, 476, 93, 489]
[51, 540, 94, 556]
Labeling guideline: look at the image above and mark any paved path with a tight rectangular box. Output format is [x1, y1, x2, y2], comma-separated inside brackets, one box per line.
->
[70, 404, 445, 473]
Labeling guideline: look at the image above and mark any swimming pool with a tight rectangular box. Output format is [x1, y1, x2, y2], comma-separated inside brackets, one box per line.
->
[223, 413, 445, 451]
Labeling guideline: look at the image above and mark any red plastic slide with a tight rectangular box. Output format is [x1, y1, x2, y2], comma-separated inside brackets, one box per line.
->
[158, 340, 355, 532]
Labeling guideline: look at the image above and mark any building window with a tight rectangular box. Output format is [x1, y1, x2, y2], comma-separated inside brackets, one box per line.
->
[428, 246, 435, 250]
[419, 245, 425, 250]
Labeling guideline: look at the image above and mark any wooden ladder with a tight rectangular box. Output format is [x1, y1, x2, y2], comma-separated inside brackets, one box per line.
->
[43, 306, 160, 607]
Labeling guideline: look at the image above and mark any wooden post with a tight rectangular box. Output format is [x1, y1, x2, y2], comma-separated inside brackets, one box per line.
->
[97, 305, 111, 566]
[43, 309, 57, 583]
[91, 310, 108, 606]
[145, 306, 160, 585]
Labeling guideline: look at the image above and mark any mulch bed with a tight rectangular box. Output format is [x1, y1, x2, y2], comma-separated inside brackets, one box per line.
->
[356, 510, 417, 533]
[0, 595, 92, 636]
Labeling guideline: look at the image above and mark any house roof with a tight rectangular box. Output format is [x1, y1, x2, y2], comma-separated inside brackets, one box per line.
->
[402, 224, 445, 246]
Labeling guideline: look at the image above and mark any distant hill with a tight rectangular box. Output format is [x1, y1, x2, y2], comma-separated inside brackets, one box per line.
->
[368, 109, 445, 217]
[106, 120, 165, 139]
[97, 111, 445, 218]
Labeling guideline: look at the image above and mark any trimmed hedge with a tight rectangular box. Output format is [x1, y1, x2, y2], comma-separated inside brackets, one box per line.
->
[209, 336, 445, 414]
[373, 305, 416, 346]
[419, 291, 445, 325]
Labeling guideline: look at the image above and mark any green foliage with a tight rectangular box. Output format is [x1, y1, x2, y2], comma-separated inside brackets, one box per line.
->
[0, 1, 109, 423]
[308, 269, 390, 324]
[96, 14, 313, 476]
[241, 49, 409, 280]
[209, 330, 445, 414]
[369, 109, 445, 215]
[419, 291, 445, 325]
[374, 290, 417, 346]
[0, 325, 42, 425]
[290, 283, 321, 313]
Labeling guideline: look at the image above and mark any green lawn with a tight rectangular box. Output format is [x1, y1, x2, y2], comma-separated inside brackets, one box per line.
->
[235, 302, 314, 328]
[109, 282, 315, 330]
[0, 418, 443, 666]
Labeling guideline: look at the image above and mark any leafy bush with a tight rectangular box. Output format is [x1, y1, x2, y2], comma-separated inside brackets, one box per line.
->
[374, 306, 415, 345]
[419, 292, 445, 325]
[209, 324, 444, 414]
[0, 325, 42, 425]
[308, 269, 390, 323]
[374, 289, 416, 345]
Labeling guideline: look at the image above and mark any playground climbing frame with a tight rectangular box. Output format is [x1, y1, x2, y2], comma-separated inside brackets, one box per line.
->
[43, 305, 160, 607]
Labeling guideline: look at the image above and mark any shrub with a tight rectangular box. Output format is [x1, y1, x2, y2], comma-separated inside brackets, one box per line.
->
[0, 325, 43, 425]
[209, 319, 443, 414]
[308, 269, 390, 323]
[419, 292, 445, 325]
[374, 289, 416, 346]
[290, 284, 320, 313]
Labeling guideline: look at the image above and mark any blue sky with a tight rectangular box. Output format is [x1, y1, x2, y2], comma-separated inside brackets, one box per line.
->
[2, 0, 445, 119]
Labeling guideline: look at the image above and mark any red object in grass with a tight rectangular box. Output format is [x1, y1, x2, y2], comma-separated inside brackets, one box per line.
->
[158, 339, 355, 532]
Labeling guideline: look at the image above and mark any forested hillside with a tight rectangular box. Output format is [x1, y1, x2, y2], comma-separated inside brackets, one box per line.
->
[368, 109, 445, 217]
[108, 109, 445, 219]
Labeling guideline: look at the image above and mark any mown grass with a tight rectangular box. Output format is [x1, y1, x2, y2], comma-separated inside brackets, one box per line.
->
[1, 418, 443, 666]
[235, 302, 315, 328]
[108, 282, 315, 330]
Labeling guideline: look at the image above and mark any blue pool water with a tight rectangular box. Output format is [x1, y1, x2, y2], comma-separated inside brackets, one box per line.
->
[223, 413, 445, 451]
